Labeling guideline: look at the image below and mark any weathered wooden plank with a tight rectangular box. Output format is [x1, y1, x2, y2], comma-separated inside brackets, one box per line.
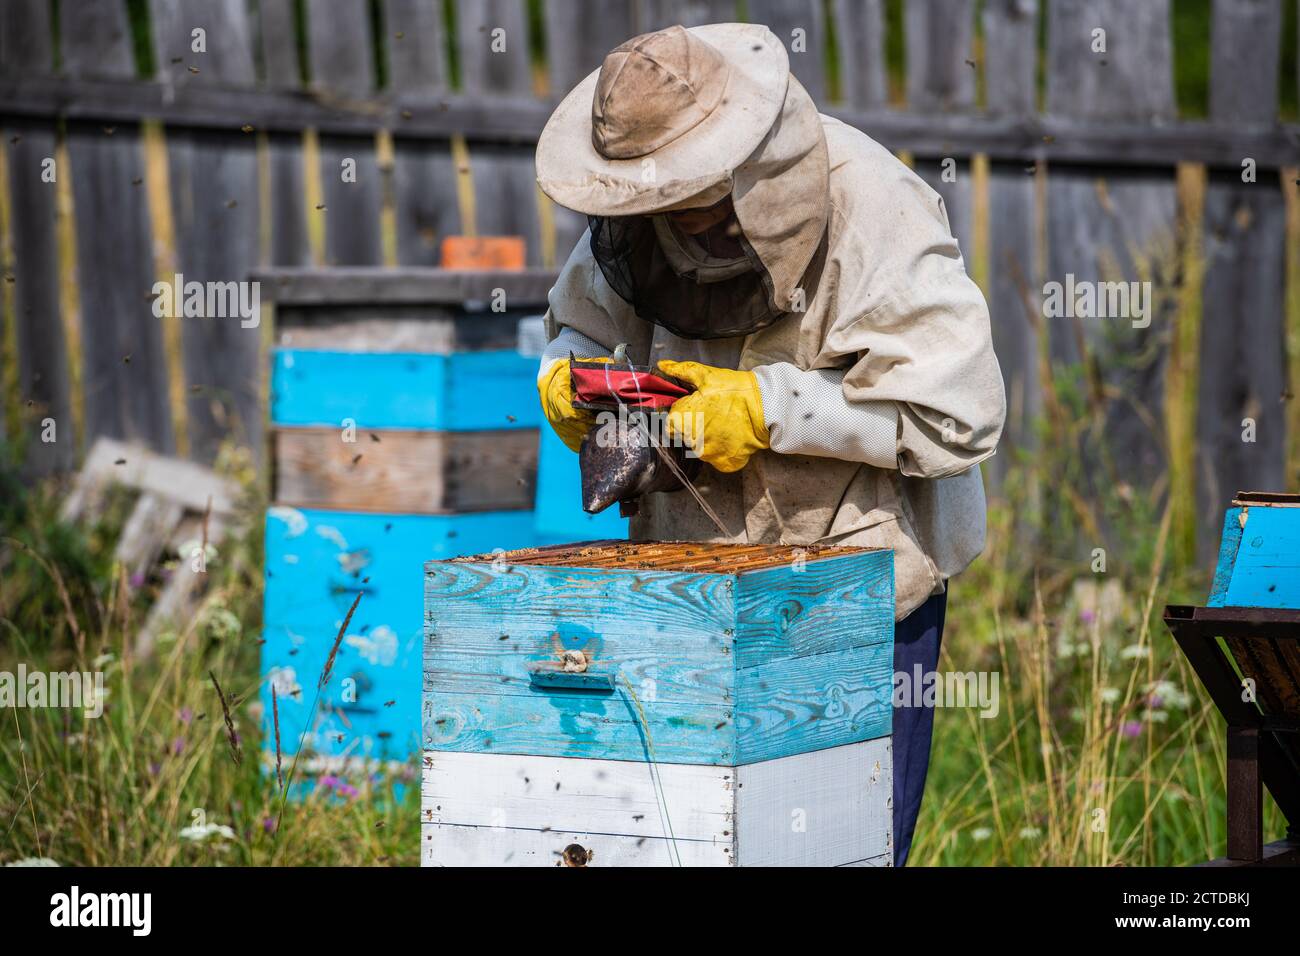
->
[734, 738, 891, 866]
[273, 307, 522, 351]
[422, 821, 731, 866]
[273, 426, 539, 513]
[386, 0, 460, 267]
[1196, 0, 1287, 562]
[270, 348, 541, 430]
[735, 642, 892, 764]
[544, 0, 634, 96]
[747, 0, 826, 105]
[254, 266, 558, 306]
[60, 0, 173, 452]
[982, 0, 1040, 489]
[732, 550, 893, 668]
[905, 0, 975, 257]
[455, 0, 540, 265]
[542, 0, 635, 257]
[5, 118, 74, 473]
[1044, 0, 1178, 502]
[5, 73, 1297, 168]
[424, 561, 736, 650]
[258, 0, 309, 266]
[1046, 0, 1175, 122]
[421, 749, 734, 841]
[422, 686, 735, 764]
[60, 437, 240, 521]
[832, 0, 887, 108]
[306, 0, 381, 265]
[114, 491, 186, 584]
[152, 0, 263, 463]
[0, 0, 52, 73]
[636, 0, 737, 33]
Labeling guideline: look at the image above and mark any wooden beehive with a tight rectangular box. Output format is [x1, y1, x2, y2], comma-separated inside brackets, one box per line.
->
[423, 540, 895, 866]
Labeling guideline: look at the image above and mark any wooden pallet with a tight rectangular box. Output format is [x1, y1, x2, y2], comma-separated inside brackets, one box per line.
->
[61, 438, 241, 655]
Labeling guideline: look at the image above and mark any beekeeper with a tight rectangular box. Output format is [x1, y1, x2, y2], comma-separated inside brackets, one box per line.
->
[534, 23, 1005, 866]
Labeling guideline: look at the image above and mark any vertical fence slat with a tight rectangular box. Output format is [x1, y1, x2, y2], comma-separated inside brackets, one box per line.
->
[456, 0, 540, 264]
[833, 0, 887, 108]
[1195, 0, 1287, 557]
[152, 0, 263, 462]
[543, 0, 637, 259]
[747, 0, 826, 104]
[636, 1, 737, 34]
[387, 0, 460, 266]
[983, 0, 1040, 490]
[1045, 0, 1178, 515]
[61, 0, 175, 453]
[2, 0, 72, 473]
[259, 0, 309, 267]
[307, 0, 382, 265]
[904, 0, 975, 258]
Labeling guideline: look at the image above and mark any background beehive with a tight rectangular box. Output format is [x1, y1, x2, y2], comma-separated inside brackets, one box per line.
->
[259, 272, 624, 774]
[423, 540, 895, 866]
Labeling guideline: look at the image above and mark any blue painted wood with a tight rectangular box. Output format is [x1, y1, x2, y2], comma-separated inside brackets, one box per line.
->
[736, 642, 893, 764]
[269, 349, 540, 430]
[261, 507, 535, 766]
[533, 425, 628, 543]
[734, 551, 893, 669]
[423, 549, 894, 764]
[1209, 503, 1300, 610]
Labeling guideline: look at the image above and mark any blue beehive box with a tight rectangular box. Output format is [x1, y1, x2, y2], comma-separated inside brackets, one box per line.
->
[422, 540, 895, 866]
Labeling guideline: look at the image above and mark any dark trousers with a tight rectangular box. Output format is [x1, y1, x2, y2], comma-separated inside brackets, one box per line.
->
[891, 588, 947, 866]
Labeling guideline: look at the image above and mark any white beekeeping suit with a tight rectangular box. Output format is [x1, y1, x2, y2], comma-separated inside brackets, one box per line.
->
[535, 23, 1006, 619]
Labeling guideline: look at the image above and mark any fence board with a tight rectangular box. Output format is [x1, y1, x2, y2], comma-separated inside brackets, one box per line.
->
[152, 0, 263, 462]
[61, 0, 174, 453]
[307, 0, 382, 265]
[456, 0, 540, 264]
[258, 0, 309, 267]
[542, 0, 637, 259]
[1195, 0, 1287, 559]
[636, 1, 737, 33]
[387, 0, 460, 266]
[833, 0, 887, 109]
[983, 0, 1040, 488]
[1045, 0, 1178, 506]
[905, 0, 974, 257]
[2, 0, 73, 473]
[747, 0, 826, 104]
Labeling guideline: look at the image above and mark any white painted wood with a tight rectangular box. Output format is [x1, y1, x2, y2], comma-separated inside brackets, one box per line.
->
[423, 823, 731, 867]
[839, 852, 892, 867]
[422, 738, 891, 866]
[735, 737, 891, 867]
[422, 750, 733, 842]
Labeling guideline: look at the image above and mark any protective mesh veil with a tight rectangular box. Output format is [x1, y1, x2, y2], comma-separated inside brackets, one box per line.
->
[588, 215, 794, 340]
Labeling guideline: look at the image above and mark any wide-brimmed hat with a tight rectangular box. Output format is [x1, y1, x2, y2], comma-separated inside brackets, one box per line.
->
[536, 23, 790, 216]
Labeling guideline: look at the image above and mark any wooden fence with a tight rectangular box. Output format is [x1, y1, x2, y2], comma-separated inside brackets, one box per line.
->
[1, 0, 1298, 557]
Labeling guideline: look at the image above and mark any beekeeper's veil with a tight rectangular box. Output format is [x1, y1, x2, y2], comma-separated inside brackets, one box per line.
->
[535, 23, 829, 339]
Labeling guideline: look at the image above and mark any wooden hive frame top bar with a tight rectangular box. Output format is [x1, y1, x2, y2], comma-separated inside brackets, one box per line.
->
[451, 540, 872, 573]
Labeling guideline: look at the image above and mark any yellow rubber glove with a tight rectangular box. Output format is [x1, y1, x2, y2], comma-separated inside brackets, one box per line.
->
[538, 357, 611, 452]
[658, 360, 770, 473]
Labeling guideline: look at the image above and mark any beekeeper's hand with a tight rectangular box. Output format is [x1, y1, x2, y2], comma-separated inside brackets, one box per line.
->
[538, 357, 611, 452]
[657, 360, 769, 473]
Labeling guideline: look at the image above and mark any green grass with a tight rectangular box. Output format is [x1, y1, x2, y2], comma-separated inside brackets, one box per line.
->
[0, 446, 419, 867]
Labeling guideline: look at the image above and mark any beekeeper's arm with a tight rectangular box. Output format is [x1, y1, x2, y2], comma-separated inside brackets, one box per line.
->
[537, 235, 650, 450]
